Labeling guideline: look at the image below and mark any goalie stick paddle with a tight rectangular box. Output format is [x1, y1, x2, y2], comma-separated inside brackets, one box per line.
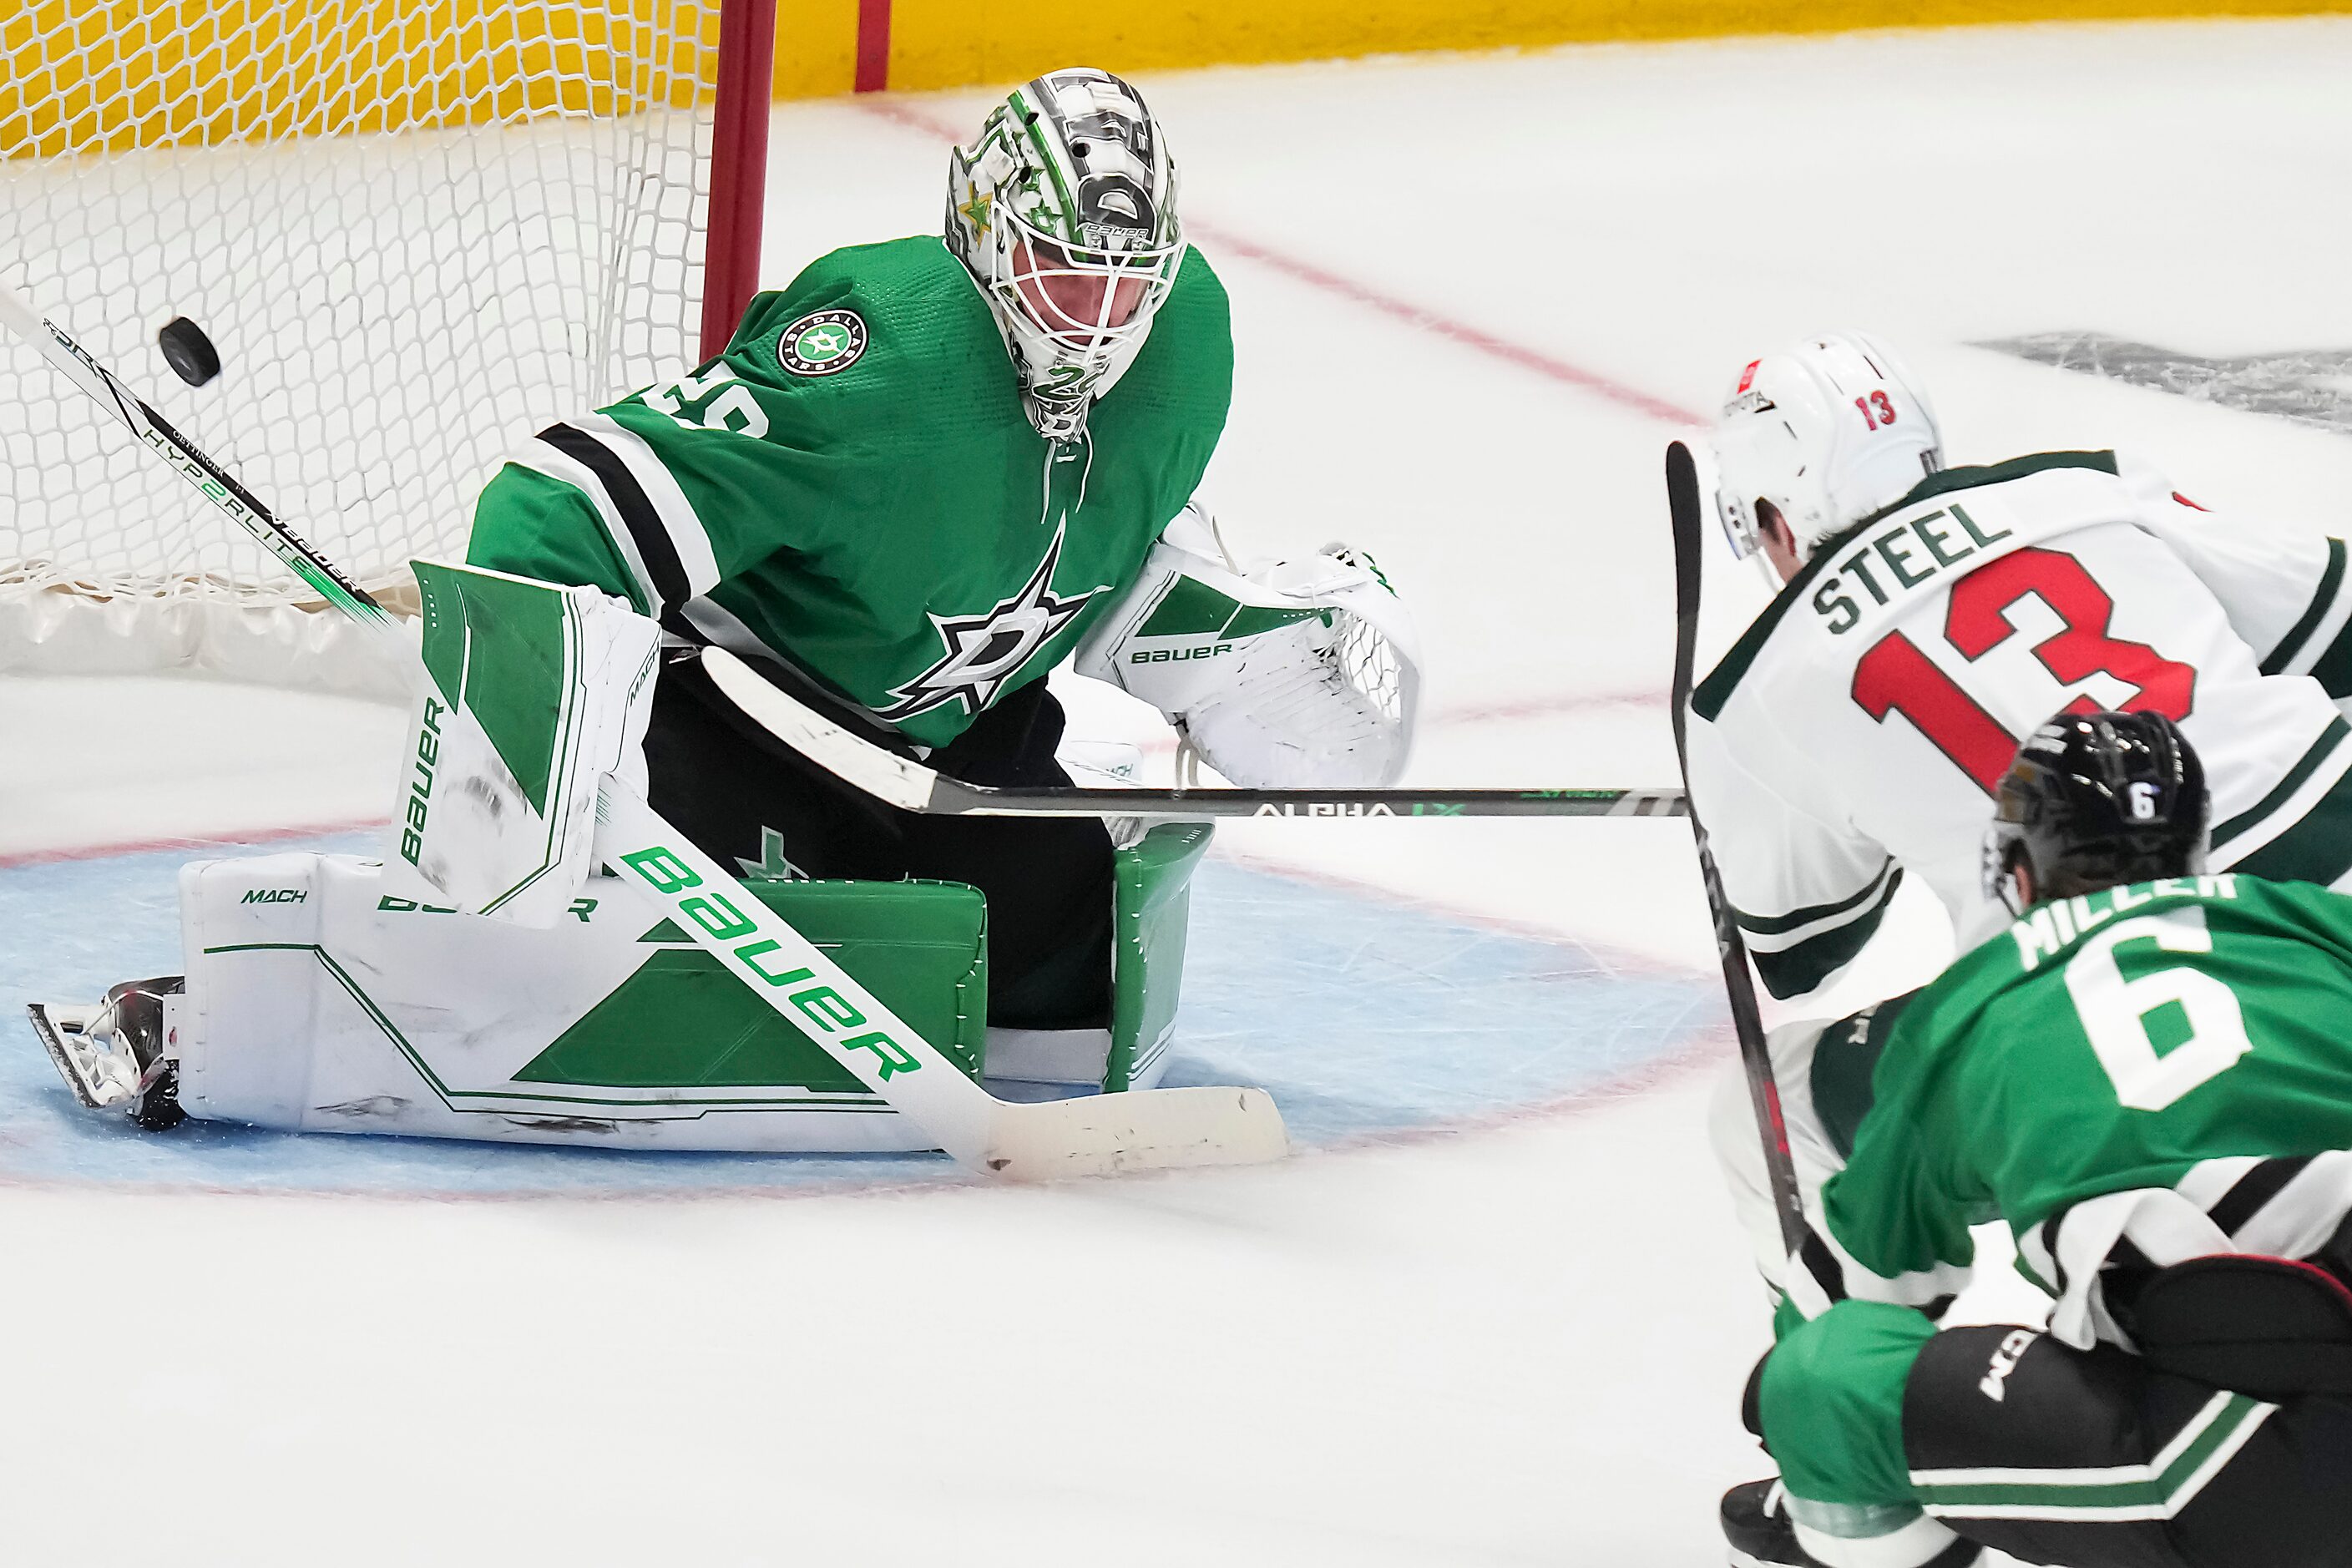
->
[3, 284, 1286, 1181]
[1664, 440, 1810, 1258]
[699, 645, 1690, 819]
[594, 786, 1286, 1177]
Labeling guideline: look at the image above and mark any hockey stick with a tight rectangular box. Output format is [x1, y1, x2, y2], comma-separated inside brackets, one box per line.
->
[1664, 440, 1808, 1257]
[701, 645, 1689, 819]
[0, 281, 394, 630]
[0, 284, 1287, 1180]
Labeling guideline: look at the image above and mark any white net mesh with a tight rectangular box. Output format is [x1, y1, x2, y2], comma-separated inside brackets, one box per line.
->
[0, 0, 721, 674]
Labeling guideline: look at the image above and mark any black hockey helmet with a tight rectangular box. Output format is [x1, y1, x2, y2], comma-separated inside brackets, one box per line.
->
[1982, 710, 2208, 916]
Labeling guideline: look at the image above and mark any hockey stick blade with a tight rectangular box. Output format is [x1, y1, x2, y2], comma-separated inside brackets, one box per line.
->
[597, 781, 1289, 1178]
[981, 1085, 1288, 1179]
[700, 645, 1688, 819]
[1665, 439, 1809, 1256]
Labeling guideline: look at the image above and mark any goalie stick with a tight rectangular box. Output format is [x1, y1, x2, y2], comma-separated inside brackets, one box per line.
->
[0, 281, 1285, 1181]
[1664, 440, 1809, 1258]
[0, 281, 394, 631]
[700, 644, 1690, 819]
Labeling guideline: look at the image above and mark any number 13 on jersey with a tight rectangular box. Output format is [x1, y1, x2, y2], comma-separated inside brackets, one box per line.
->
[1850, 545, 2198, 792]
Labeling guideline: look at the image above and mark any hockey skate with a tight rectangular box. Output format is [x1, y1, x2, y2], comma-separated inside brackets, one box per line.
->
[1722, 1479, 1819, 1568]
[1722, 1479, 1987, 1568]
[28, 976, 187, 1131]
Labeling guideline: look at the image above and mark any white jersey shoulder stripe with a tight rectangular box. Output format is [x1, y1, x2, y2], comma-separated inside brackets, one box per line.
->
[505, 442, 661, 615]
[569, 412, 722, 600]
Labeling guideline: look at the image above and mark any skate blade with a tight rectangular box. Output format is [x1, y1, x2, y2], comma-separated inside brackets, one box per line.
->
[26, 1003, 129, 1112]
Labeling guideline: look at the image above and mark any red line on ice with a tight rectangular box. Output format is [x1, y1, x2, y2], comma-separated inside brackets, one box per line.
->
[851, 98, 1702, 427]
[0, 817, 390, 870]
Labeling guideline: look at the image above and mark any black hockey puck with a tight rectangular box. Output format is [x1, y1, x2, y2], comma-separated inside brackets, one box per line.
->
[159, 316, 220, 386]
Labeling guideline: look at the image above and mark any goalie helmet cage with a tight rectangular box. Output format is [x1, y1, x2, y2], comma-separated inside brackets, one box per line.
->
[0, 0, 777, 697]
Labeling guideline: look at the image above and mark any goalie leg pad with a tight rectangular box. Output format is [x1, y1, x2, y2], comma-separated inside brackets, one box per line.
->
[170, 852, 989, 1153]
[1110, 821, 1211, 1091]
[983, 819, 1211, 1093]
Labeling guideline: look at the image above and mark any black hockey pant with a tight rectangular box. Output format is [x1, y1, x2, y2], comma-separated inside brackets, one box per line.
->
[1901, 1319, 2352, 1568]
[641, 652, 1114, 1029]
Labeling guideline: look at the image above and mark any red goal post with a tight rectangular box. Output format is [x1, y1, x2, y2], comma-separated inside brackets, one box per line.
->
[0, 0, 777, 696]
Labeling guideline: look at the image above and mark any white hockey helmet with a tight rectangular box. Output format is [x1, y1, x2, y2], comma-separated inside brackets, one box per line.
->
[1711, 331, 1944, 569]
[947, 68, 1186, 441]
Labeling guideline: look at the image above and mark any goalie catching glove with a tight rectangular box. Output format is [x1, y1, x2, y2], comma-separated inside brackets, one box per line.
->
[1075, 505, 1422, 787]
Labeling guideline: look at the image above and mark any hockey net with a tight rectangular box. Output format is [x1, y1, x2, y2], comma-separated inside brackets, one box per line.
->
[0, 0, 770, 695]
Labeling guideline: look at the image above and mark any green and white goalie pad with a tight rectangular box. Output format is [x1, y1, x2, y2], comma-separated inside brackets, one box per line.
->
[151, 825, 1211, 1152]
[1075, 504, 1422, 787]
[378, 559, 660, 926]
[177, 852, 991, 1152]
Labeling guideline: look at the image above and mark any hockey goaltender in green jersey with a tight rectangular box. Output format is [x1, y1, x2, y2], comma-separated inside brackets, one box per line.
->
[26, 68, 1419, 1156]
[1716, 712, 2352, 1568]
[467, 230, 1232, 752]
[459, 65, 1419, 1035]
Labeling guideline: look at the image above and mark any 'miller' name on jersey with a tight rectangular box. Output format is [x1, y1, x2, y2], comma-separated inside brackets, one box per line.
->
[2011, 873, 2240, 970]
[1813, 503, 2015, 635]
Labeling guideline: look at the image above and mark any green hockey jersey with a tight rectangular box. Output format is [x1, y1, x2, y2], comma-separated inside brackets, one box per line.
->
[466, 235, 1233, 749]
[1823, 873, 2352, 1348]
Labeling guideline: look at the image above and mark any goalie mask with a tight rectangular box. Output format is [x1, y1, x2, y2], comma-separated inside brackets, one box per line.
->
[947, 68, 1185, 440]
[1712, 331, 1945, 578]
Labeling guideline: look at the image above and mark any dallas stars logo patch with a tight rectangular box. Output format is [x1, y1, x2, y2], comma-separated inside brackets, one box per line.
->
[876, 525, 1101, 722]
[778, 309, 867, 377]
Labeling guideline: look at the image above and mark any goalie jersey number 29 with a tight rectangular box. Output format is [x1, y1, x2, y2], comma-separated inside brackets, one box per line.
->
[1685, 451, 2352, 999]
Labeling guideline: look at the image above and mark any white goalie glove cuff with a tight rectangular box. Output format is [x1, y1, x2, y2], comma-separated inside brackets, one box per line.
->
[1075, 504, 1423, 788]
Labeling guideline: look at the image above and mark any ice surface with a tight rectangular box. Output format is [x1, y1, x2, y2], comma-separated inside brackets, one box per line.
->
[3, 18, 2350, 1563]
[0, 832, 1717, 1195]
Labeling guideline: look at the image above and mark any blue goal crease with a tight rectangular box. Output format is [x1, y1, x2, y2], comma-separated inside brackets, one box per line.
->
[0, 833, 1722, 1199]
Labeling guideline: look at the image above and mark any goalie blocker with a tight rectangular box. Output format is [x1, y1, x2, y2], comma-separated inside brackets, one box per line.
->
[34, 562, 1220, 1154]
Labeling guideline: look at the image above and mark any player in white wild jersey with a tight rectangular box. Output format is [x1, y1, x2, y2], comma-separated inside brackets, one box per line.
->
[1684, 331, 2352, 1001]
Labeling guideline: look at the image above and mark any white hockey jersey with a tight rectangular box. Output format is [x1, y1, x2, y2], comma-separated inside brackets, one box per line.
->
[1686, 450, 2352, 999]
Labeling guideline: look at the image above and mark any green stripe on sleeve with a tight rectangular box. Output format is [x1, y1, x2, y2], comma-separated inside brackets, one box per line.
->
[2212, 716, 2351, 849]
[1736, 862, 1898, 937]
[2229, 756, 2352, 887]
[1750, 870, 1904, 999]
[2259, 537, 2347, 676]
[2304, 602, 2352, 703]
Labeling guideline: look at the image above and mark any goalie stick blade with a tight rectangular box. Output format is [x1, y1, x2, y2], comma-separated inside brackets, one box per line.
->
[983, 1086, 1290, 1181]
[701, 645, 940, 811]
